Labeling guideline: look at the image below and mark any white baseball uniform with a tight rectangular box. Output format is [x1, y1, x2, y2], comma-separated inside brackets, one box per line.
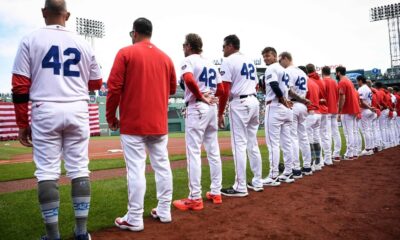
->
[358, 85, 374, 151]
[264, 62, 293, 178]
[285, 66, 311, 170]
[220, 52, 263, 191]
[181, 54, 222, 199]
[12, 25, 102, 181]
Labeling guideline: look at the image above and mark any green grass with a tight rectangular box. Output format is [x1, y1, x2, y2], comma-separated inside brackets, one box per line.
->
[0, 141, 32, 160]
[0, 160, 257, 240]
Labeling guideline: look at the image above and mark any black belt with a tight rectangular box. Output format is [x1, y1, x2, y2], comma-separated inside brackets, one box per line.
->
[239, 94, 256, 99]
[185, 99, 201, 107]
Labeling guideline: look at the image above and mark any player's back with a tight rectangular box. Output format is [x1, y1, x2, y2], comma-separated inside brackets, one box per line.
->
[220, 52, 257, 98]
[181, 54, 220, 103]
[324, 77, 339, 114]
[338, 77, 358, 114]
[264, 62, 289, 102]
[12, 25, 100, 102]
[306, 78, 320, 112]
[358, 85, 372, 106]
[286, 66, 307, 98]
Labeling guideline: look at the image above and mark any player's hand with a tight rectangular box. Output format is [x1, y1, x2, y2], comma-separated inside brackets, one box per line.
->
[18, 127, 33, 147]
[279, 97, 291, 109]
[303, 98, 311, 106]
[319, 99, 327, 104]
[337, 114, 341, 122]
[218, 115, 225, 129]
[109, 118, 120, 131]
[200, 93, 211, 105]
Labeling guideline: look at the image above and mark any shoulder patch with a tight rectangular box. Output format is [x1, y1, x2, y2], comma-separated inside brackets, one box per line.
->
[181, 65, 187, 70]
[220, 70, 225, 76]
[266, 74, 272, 80]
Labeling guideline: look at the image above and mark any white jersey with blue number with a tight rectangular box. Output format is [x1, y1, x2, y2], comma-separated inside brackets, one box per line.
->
[180, 54, 221, 103]
[286, 65, 308, 98]
[264, 62, 289, 102]
[357, 84, 372, 106]
[12, 25, 102, 102]
[219, 52, 257, 98]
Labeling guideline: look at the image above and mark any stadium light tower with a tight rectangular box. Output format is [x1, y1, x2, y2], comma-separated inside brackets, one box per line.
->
[370, 3, 400, 67]
[75, 17, 105, 50]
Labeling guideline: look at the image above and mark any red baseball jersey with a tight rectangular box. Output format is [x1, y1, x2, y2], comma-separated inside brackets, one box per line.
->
[106, 40, 177, 135]
[309, 73, 328, 114]
[306, 77, 320, 113]
[338, 77, 359, 114]
[324, 77, 339, 114]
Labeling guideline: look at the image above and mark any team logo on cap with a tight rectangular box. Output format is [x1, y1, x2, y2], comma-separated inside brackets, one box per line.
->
[181, 65, 187, 70]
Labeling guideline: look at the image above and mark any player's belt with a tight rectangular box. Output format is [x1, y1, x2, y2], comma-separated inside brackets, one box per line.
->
[185, 99, 202, 107]
[239, 94, 256, 99]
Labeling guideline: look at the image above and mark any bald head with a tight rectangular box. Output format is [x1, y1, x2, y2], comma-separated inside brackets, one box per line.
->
[45, 0, 67, 15]
[42, 0, 69, 26]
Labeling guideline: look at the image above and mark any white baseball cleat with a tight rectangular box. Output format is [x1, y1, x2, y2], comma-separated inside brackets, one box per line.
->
[360, 149, 374, 156]
[115, 215, 144, 232]
[262, 177, 281, 187]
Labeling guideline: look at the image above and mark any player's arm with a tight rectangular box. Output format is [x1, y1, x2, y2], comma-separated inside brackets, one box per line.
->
[88, 79, 103, 91]
[289, 87, 310, 105]
[217, 81, 231, 129]
[182, 72, 212, 105]
[106, 50, 125, 131]
[12, 74, 32, 147]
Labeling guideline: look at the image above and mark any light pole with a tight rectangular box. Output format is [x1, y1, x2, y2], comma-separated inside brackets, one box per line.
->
[75, 17, 105, 50]
[370, 3, 400, 67]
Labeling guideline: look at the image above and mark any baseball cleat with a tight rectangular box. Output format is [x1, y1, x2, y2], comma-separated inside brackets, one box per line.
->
[342, 155, 353, 161]
[206, 192, 222, 204]
[278, 173, 295, 183]
[360, 149, 374, 156]
[40, 236, 60, 240]
[262, 177, 281, 186]
[332, 157, 341, 162]
[150, 208, 172, 223]
[115, 215, 144, 232]
[313, 164, 322, 171]
[324, 161, 333, 166]
[74, 232, 91, 240]
[221, 187, 248, 197]
[173, 198, 204, 211]
[292, 169, 303, 179]
[246, 182, 264, 192]
[301, 167, 313, 176]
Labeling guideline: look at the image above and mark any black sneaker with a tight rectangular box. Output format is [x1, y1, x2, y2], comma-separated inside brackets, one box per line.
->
[247, 182, 263, 192]
[301, 167, 313, 176]
[292, 169, 303, 179]
[221, 187, 248, 197]
[74, 233, 91, 240]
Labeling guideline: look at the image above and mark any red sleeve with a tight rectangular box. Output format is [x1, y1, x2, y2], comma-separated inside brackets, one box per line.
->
[88, 79, 103, 91]
[218, 82, 231, 117]
[106, 50, 125, 124]
[169, 63, 177, 95]
[11, 74, 31, 128]
[183, 72, 202, 99]
[215, 83, 224, 97]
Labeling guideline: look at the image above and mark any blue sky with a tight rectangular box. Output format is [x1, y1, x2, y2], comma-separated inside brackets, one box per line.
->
[0, 0, 395, 93]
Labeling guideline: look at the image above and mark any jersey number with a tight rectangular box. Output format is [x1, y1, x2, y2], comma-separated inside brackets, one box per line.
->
[282, 73, 290, 87]
[295, 76, 306, 90]
[42, 45, 81, 77]
[240, 63, 256, 80]
[199, 67, 216, 87]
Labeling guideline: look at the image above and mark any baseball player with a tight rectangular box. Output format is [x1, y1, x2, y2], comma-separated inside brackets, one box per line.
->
[11, 1, 102, 239]
[107, 18, 176, 231]
[321, 66, 341, 163]
[356, 75, 375, 155]
[173, 33, 224, 210]
[336, 66, 360, 160]
[307, 64, 330, 168]
[218, 35, 264, 196]
[278, 52, 311, 179]
[261, 47, 294, 185]
[388, 87, 399, 146]
[375, 82, 391, 149]
[303, 66, 322, 172]
[394, 87, 400, 144]
[366, 80, 382, 152]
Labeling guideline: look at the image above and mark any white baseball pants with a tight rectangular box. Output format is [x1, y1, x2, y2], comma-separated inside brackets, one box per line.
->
[320, 114, 332, 165]
[121, 134, 172, 226]
[372, 113, 382, 148]
[355, 119, 362, 154]
[185, 103, 222, 198]
[330, 114, 342, 158]
[31, 101, 90, 181]
[306, 112, 321, 144]
[342, 114, 357, 157]
[229, 96, 263, 191]
[265, 102, 293, 178]
[379, 109, 390, 148]
[291, 102, 311, 169]
[360, 109, 374, 150]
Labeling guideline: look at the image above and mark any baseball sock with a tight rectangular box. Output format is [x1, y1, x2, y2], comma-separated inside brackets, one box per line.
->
[71, 177, 91, 236]
[309, 144, 315, 166]
[38, 180, 60, 240]
[313, 143, 321, 165]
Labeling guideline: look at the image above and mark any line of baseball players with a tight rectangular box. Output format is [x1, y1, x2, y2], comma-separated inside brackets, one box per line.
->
[171, 33, 400, 213]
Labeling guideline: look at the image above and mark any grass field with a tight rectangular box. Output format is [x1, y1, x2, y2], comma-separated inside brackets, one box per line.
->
[0, 128, 348, 239]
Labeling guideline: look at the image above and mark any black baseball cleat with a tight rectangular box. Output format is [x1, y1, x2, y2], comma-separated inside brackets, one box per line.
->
[221, 187, 248, 197]
[292, 169, 303, 179]
[301, 167, 313, 176]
